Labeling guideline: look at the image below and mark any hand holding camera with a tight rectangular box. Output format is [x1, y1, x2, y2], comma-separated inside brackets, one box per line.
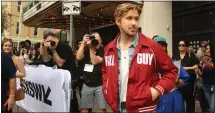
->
[82, 34, 90, 45]
[83, 34, 99, 48]
[44, 40, 56, 50]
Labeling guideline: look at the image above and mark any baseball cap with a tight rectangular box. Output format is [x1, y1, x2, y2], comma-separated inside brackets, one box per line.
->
[152, 35, 168, 47]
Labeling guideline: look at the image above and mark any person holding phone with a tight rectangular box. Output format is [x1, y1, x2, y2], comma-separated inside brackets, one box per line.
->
[196, 44, 214, 113]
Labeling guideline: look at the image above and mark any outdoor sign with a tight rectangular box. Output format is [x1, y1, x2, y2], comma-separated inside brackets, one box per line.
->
[62, 0, 81, 15]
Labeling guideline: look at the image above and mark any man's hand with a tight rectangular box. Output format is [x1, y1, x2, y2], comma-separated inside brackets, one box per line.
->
[44, 41, 56, 51]
[44, 41, 51, 48]
[41, 40, 44, 45]
[150, 87, 160, 101]
[82, 34, 90, 45]
[86, 40, 94, 48]
[183, 67, 188, 70]
[4, 96, 15, 111]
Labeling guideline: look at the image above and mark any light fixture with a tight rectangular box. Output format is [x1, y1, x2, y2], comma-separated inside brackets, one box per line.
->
[85, 17, 87, 19]
[93, 18, 94, 20]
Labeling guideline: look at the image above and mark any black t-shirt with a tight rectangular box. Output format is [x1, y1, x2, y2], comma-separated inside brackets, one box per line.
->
[1, 52, 16, 99]
[48, 41, 79, 83]
[173, 52, 199, 80]
[78, 46, 104, 87]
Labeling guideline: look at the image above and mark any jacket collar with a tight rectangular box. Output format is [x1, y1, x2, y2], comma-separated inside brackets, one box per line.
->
[109, 32, 152, 50]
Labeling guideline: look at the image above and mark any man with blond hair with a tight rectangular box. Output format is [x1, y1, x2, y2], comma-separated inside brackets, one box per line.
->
[102, 3, 178, 112]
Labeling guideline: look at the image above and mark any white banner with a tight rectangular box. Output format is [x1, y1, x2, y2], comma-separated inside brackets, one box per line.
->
[16, 65, 71, 112]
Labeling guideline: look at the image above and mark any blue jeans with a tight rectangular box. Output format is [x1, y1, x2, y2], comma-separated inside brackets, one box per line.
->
[203, 85, 214, 113]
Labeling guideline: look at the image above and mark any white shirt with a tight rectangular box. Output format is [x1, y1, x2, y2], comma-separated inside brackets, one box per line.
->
[119, 50, 129, 102]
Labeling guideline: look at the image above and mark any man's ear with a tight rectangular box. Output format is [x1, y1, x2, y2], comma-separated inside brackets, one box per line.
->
[115, 18, 121, 26]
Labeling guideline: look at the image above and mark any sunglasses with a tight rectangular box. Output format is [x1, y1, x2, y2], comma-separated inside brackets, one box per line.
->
[178, 44, 186, 47]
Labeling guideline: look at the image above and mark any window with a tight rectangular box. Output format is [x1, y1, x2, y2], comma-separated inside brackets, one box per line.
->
[17, 1, 21, 12]
[36, 3, 41, 10]
[29, 3, 33, 9]
[18, 1, 21, 5]
[34, 27, 38, 36]
[16, 22, 19, 35]
[34, 1, 39, 5]
[17, 5, 20, 12]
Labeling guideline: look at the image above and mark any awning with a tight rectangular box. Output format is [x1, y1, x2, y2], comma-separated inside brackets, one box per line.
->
[22, 1, 143, 30]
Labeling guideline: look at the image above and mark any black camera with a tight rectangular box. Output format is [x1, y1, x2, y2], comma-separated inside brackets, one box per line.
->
[50, 40, 56, 47]
[87, 35, 99, 46]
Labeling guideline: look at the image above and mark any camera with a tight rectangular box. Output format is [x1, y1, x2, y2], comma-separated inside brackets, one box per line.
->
[87, 35, 99, 46]
[50, 40, 56, 47]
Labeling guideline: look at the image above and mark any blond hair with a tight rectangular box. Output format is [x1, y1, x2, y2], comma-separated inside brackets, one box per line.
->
[114, 3, 142, 21]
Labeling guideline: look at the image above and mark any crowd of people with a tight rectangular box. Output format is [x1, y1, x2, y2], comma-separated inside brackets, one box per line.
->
[1, 2, 214, 113]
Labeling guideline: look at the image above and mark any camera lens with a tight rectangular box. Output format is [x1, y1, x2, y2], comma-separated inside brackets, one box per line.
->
[50, 41, 56, 47]
[91, 39, 99, 46]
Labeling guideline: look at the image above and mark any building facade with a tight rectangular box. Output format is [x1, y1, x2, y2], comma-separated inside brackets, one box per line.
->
[19, 1, 215, 57]
[2, 1, 44, 48]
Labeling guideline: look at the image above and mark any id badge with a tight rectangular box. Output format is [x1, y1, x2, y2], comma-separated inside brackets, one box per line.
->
[84, 64, 94, 72]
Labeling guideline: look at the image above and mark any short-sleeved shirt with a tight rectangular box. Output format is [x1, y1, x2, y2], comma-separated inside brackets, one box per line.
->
[1, 52, 16, 99]
[48, 41, 79, 81]
[173, 52, 199, 75]
[78, 46, 104, 87]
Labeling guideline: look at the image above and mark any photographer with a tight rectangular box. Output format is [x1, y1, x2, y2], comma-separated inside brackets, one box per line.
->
[76, 32, 107, 113]
[40, 32, 79, 112]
